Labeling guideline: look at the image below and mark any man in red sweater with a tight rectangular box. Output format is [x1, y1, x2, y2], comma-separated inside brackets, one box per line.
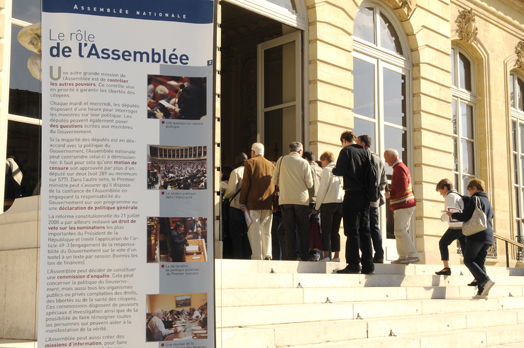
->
[384, 148, 419, 264]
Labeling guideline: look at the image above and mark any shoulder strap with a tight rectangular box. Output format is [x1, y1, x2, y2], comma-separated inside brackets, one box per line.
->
[230, 188, 241, 200]
[275, 155, 284, 186]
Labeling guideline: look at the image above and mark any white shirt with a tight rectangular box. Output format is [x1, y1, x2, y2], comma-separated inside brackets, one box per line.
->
[440, 189, 464, 227]
[314, 162, 343, 211]
[224, 166, 245, 209]
[148, 316, 173, 337]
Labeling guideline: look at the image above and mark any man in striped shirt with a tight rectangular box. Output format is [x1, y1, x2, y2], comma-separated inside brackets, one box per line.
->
[384, 148, 419, 264]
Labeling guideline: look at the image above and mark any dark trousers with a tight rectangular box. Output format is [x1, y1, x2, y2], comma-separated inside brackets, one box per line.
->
[463, 239, 490, 285]
[320, 203, 342, 252]
[439, 228, 466, 261]
[271, 211, 282, 260]
[171, 243, 185, 262]
[369, 207, 384, 259]
[229, 207, 251, 259]
[342, 190, 373, 270]
[281, 204, 310, 260]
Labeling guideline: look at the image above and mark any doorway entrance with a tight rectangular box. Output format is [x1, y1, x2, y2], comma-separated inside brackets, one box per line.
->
[219, 2, 303, 165]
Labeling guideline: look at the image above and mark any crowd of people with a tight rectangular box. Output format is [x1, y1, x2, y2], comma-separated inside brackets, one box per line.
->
[147, 76, 207, 120]
[148, 159, 207, 190]
[221, 130, 495, 299]
[146, 303, 208, 341]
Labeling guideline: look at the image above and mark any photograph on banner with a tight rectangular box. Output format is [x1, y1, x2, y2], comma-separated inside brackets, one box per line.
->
[147, 217, 208, 263]
[146, 293, 208, 341]
[147, 75, 207, 120]
[147, 145, 207, 190]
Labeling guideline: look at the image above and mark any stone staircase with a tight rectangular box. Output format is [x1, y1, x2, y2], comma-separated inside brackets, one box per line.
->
[215, 259, 524, 348]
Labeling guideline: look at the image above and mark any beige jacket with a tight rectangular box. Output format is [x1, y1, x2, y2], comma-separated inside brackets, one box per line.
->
[224, 166, 244, 209]
[272, 152, 313, 206]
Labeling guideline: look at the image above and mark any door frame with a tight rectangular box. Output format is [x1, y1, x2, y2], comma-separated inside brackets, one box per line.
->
[257, 30, 302, 146]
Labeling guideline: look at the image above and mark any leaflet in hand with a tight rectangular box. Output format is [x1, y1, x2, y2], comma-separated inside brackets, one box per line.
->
[447, 207, 462, 226]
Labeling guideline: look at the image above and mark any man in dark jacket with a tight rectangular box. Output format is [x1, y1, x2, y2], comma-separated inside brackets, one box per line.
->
[332, 130, 374, 274]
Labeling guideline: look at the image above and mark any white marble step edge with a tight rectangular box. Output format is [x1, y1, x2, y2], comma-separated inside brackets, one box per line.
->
[216, 272, 524, 290]
[215, 284, 524, 307]
[216, 309, 524, 348]
[228, 323, 524, 348]
[216, 297, 524, 328]
[215, 259, 524, 277]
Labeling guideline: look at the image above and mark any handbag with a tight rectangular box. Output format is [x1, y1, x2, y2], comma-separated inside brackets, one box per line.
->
[462, 196, 488, 236]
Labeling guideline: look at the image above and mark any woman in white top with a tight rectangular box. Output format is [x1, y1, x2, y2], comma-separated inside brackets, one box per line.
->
[435, 178, 466, 275]
[312, 151, 344, 262]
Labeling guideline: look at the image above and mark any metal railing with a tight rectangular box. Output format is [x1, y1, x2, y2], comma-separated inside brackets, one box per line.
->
[517, 235, 524, 261]
[494, 234, 524, 267]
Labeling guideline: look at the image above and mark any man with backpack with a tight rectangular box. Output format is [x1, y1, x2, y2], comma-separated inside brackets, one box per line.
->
[357, 135, 387, 264]
[332, 131, 375, 274]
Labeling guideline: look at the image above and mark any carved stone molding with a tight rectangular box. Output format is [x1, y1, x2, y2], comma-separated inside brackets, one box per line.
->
[387, 0, 417, 20]
[400, 0, 415, 17]
[516, 41, 524, 69]
[456, 9, 478, 43]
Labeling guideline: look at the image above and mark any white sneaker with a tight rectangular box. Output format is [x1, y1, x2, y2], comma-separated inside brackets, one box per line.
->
[330, 258, 341, 262]
[320, 257, 330, 262]
[472, 294, 488, 300]
[400, 256, 420, 264]
[481, 280, 495, 296]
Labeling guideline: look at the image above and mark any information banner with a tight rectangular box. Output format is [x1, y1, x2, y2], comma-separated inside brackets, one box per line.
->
[39, 1, 215, 347]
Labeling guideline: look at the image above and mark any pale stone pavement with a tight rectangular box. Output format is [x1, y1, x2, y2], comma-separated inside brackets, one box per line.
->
[2, 339, 524, 347]
[0, 340, 36, 348]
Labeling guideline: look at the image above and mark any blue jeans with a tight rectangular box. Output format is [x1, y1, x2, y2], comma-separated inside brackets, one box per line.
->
[463, 239, 490, 285]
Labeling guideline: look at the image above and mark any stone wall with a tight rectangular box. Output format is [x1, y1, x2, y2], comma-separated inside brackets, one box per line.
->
[0, 196, 40, 340]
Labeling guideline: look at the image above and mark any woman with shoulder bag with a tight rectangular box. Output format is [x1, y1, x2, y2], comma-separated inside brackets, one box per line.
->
[446, 178, 495, 299]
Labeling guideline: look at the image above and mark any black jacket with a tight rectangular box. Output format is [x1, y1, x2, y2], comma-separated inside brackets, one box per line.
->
[332, 144, 370, 191]
[451, 192, 494, 245]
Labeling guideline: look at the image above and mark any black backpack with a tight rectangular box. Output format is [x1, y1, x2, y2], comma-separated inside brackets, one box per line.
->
[365, 151, 381, 202]
[452, 191, 470, 207]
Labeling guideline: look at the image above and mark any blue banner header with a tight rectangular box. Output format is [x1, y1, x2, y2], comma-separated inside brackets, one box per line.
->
[43, 0, 214, 24]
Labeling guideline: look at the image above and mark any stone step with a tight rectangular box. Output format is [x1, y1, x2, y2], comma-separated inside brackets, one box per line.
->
[285, 324, 524, 348]
[216, 297, 524, 328]
[217, 311, 524, 348]
[216, 272, 524, 289]
[489, 343, 524, 347]
[215, 259, 524, 277]
[216, 285, 524, 307]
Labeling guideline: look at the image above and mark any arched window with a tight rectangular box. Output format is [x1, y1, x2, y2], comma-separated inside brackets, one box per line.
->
[450, 46, 476, 194]
[352, 1, 411, 175]
[352, 1, 412, 252]
[510, 72, 524, 240]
